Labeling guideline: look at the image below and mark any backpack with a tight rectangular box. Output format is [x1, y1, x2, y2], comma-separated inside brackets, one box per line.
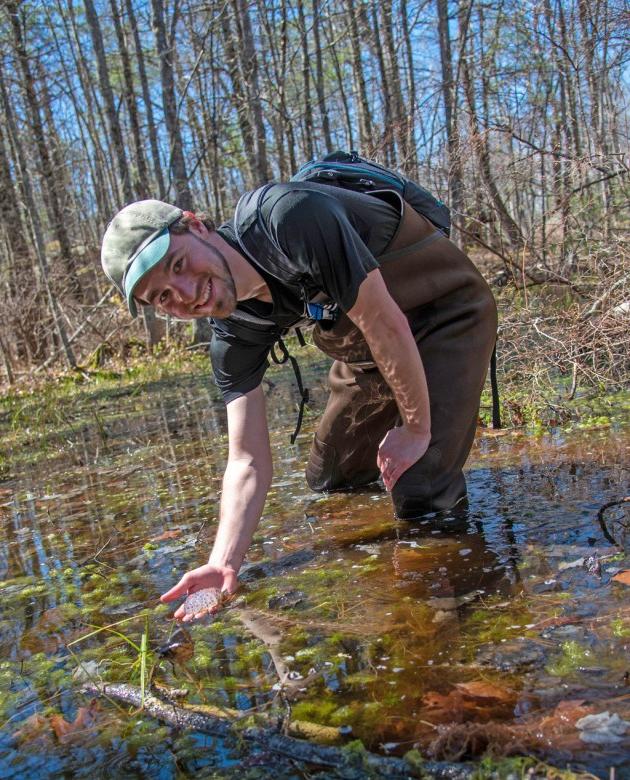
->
[290, 150, 451, 237]
[230, 154, 500, 437]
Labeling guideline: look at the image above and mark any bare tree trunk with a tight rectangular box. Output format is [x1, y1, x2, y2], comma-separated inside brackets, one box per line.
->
[0, 111, 30, 265]
[232, 0, 272, 182]
[0, 332, 15, 385]
[0, 68, 77, 370]
[84, 0, 134, 204]
[381, 0, 410, 170]
[325, 14, 355, 149]
[436, 0, 464, 247]
[125, 0, 166, 198]
[312, 0, 333, 151]
[370, 0, 395, 164]
[400, 0, 418, 176]
[297, 0, 315, 159]
[557, 0, 581, 159]
[345, 0, 373, 152]
[6, 0, 80, 298]
[53, 0, 115, 225]
[152, 0, 192, 209]
[220, 6, 257, 186]
[110, 0, 151, 199]
[459, 1, 525, 251]
[256, 0, 290, 177]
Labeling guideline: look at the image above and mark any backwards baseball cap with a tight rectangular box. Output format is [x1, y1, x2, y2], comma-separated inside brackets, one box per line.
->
[101, 199, 183, 317]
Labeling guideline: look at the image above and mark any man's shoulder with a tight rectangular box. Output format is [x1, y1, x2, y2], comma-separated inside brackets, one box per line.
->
[234, 181, 333, 235]
[259, 181, 348, 228]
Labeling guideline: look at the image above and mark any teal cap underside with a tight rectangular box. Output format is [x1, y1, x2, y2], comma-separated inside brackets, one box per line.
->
[124, 228, 171, 317]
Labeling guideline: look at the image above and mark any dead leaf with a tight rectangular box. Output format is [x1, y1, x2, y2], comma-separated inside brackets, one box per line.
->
[612, 570, 630, 586]
[530, 615, 582, 631]
[455, 680, 515, 702]
[538, 699, 596, 737]
[422, 690, 466, 723]
[12, 713, 54, 746]
[50, 702, 100, 743]
[422, 684, 514, 725]
[153, 529, 183, 542]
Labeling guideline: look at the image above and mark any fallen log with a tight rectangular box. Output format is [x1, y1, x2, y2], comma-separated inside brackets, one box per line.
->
[83, 682, 473, 778]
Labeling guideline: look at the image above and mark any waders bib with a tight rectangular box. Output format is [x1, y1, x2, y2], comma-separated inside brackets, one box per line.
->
[305, 199, 498, 518]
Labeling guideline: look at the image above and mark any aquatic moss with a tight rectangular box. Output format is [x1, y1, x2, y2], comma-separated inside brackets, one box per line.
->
[472, 754, 594, 779]
[403, 749, 425, 770]
[290, 698, 338, 724]
[546, 640, 591, 676]
[18, 582, 49, 599]
[611, 617, 630, 638]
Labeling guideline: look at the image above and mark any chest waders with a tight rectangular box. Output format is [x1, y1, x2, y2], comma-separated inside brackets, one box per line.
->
[305, 199, 498, 519]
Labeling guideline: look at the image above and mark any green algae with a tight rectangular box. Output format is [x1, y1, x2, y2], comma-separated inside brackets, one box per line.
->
[546, 640, 592, 677]
[611, 617, 630, 638]
[2, 355, 629, 778]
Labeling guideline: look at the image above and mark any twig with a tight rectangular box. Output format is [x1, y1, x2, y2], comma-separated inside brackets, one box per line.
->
[596, 497, 630, 546]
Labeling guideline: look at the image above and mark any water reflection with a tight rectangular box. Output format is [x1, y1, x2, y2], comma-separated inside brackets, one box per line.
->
[0, 368, 628, 778]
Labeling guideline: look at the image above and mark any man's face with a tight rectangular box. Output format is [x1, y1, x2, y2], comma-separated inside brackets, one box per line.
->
[133, 224, 237, 320]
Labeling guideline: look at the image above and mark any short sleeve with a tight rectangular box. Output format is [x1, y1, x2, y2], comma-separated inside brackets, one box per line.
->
[210, 327, 271, 403]
[267, 189, 380, 312]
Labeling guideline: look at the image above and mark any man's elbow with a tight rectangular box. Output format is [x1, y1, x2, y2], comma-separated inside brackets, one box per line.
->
[226, 454, 273, 488]
[362, 305, 411, 344]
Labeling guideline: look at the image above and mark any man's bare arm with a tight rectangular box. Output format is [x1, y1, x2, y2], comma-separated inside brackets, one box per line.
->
[160, 385, 273, 618]
[347, 268, 431, 489]
[209, 384, 273, 571]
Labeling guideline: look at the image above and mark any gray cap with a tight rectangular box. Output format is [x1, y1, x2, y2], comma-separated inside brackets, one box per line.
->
[101, 199, 183, 317]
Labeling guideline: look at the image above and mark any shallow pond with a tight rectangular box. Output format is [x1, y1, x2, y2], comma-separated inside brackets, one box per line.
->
[0, 362, 629, 778]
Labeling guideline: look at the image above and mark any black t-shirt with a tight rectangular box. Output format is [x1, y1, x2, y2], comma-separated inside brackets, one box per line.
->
[211, 182, 400, 403]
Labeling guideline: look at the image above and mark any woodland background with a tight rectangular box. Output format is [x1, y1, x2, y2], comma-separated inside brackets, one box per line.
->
[0, 0, 627, 397]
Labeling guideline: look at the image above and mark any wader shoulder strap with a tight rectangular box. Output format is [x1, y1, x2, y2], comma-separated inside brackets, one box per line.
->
[490, 343, 501, 429]
[270, 337, 310, 444]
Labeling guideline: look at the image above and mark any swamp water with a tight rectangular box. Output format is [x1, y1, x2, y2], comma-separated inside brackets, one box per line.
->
[0, 363, 628, 779]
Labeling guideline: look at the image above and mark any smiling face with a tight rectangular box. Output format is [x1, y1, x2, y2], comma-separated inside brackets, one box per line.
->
[133, 223, 237, 320]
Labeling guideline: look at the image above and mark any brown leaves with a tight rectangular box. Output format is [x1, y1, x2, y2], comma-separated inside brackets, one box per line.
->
[612, 570, 630, 586]
[152, 529, 183, 542]
[50, 703, 100, 743]
[13, 701, 101, 746]
[20, 607, 84, 654]
[422, 679, 517, 724]
[12, 713, 55, 747]
[427, 697, 601, 761]
[535, 699, 598, 752]
[454, 680, 516, 702]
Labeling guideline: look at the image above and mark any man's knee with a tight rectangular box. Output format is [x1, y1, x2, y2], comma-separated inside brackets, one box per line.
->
[391, 466, 467, 520]
[305, 435, 340, 492]
[305, 435, 380, 492]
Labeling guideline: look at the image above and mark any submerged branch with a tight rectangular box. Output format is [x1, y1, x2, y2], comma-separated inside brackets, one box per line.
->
[82, 682, 473, 778]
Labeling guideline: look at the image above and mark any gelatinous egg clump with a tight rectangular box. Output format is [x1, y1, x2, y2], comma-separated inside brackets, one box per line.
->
[183, 587, 223, 615]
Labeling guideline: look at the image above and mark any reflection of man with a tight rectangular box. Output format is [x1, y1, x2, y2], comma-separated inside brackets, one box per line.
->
[101, 183, 497, 618]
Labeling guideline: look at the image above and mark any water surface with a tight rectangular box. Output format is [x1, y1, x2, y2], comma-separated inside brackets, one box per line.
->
[1, 365, 628, 778]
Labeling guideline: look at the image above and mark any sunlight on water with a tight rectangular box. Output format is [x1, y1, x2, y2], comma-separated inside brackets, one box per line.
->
[0, 368, 628, 778]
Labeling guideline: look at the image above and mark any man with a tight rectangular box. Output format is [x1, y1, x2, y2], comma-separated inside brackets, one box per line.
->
[101, 182, 497, 620]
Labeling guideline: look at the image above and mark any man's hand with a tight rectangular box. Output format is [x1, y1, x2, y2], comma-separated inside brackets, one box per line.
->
[377, 425, 431, 491]
[347, 271, 432, 475]
[160, 563, 238, 622]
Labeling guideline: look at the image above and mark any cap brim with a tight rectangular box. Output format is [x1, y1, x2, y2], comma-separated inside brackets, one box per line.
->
[124, 228, 171, 317]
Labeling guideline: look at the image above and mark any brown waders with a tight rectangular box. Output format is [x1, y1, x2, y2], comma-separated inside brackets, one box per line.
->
[305, 200, 498, 519]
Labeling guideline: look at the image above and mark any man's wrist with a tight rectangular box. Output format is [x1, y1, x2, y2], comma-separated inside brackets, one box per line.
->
[208, 555, 239, 573]
[403, 422, 431, 437]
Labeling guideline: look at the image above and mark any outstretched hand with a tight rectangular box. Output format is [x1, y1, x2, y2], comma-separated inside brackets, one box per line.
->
[160, 563, 238, 623]
[377, 425, 431, 491]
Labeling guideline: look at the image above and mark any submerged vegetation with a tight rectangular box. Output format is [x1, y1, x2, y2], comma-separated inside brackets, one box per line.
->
[1, 356, 628, 777]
